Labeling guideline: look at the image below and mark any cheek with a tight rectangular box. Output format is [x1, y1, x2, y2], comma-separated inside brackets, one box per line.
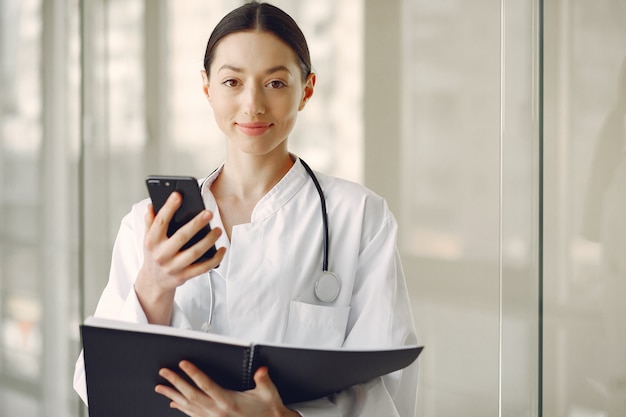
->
[275, 95, 302, 120]
[208, 103, 235, 135]
[208, 95, 235, 120]
[274, 106, 298, 133]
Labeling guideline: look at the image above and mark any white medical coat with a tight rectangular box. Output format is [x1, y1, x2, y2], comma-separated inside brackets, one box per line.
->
[74, 158, 418, 417]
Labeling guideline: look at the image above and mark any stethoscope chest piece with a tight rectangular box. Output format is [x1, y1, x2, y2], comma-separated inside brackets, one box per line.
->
[315, 271, 341, 303]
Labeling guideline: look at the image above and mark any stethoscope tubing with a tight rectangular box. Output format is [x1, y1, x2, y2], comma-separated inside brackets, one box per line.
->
[200, 158, 335, 330]
[202, 158, 330, 272]
[299, 159, 330, 272]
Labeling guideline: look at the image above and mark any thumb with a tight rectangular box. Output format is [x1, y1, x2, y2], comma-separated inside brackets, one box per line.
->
[253, 366, 280, 397]
[144, 204, 156, 226]
[253, 366, 271, 387]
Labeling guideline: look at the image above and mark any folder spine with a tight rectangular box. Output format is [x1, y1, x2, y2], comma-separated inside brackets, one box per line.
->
[242, 346, 255, 391]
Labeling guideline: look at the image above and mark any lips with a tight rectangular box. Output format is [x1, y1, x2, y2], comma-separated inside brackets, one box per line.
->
[236, 122, 273, 136]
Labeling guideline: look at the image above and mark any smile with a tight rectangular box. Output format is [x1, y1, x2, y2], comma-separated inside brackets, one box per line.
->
[236, 122, 273, 136]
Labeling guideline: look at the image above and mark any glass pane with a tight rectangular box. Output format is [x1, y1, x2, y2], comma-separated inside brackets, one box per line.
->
[0, 0, 45, 407]
[167, 0, 228, 173]
[0, 0, 81, 415]
[77, 1, 363, 414]
[402, 0, 541, 415]
[543, 0, 626, 416]
[81, 0, 364, 315]
[501, 0, 541, 415]
[167, 0, 363, 182]
[81, 0, 147, 316]
[401, 1, 502, 415]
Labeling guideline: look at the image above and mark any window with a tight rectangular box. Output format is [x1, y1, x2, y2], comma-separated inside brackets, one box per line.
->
[0, 1, 362, 415]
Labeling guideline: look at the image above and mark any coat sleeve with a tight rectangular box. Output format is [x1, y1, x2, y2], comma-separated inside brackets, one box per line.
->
[73, 200, 192, 404]
[293, 197, 419, 417]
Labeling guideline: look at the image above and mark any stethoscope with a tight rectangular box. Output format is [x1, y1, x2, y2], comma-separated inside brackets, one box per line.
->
[300, 159, 342, 304]
[200, 159, 340, 332]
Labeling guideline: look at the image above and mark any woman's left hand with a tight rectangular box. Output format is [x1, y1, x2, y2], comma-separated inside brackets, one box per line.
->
[155, 360, 300, 417]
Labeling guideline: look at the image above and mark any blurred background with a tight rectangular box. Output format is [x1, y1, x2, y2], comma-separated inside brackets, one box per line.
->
[1, 0, 625, 416]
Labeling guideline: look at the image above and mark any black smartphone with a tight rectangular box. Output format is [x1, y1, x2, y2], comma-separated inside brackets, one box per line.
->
[145, 175, 217, 263]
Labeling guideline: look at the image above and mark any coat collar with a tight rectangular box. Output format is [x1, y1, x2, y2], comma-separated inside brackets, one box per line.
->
[199, 156, 310, 222]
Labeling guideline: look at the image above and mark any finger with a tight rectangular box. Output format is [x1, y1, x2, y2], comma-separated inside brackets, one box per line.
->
[179, 360, 229, 404]
[161, 191, 183, 216]
[145, 203, 156, 225]
[252, 366, 282, 400]
[156, 245, 226, 289]
[145, 193, 182, 248]
[169, 209, 214, 253]
[157, 367, 200, 406]
[164, 228, 223, 275]
[153, 192, 183, 234]
[155, 369, 193, 407]
[147, 244, 225, 291]
[143, 204, 156, 240]
[183, 245, 226, 276]
[177, 225, 223, 266]
[154, 382, 188, 409]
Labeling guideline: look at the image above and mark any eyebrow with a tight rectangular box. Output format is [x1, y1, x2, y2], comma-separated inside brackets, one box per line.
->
[217, 64, 293, 76]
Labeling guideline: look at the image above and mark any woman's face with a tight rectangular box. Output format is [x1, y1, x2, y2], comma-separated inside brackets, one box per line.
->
[203, 31, 315, 158]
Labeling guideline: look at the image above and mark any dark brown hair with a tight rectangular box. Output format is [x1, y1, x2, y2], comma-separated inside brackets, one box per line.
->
[203, 2, 312, 81]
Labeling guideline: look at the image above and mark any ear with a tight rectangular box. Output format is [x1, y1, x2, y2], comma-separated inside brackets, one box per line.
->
[201, 70, 211, 104]
[298, 72, 316, 111]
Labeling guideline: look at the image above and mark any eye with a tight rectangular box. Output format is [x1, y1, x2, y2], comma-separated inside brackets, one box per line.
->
[222, 79, 240, 87]
[267, 80, 287, 89]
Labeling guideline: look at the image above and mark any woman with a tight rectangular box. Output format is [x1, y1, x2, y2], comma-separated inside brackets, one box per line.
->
[74, 2, 418, 416]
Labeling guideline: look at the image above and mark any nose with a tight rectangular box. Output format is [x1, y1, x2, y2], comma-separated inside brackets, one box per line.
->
[242, 84, 265, 116]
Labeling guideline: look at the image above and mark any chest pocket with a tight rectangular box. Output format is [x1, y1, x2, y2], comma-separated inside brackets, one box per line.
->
[284, 300, 351, 348]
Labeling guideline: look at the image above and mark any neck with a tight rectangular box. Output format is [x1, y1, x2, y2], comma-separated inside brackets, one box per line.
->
[213, 150, 295, 201]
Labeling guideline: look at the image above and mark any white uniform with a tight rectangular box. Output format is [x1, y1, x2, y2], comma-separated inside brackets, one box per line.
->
[74, 158, 418, 417]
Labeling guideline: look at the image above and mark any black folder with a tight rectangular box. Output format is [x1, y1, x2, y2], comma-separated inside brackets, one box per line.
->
[81, 316, 422, 417]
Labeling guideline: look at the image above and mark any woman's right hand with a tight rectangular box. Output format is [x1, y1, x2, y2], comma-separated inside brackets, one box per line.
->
[134, 191, 225, 325]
